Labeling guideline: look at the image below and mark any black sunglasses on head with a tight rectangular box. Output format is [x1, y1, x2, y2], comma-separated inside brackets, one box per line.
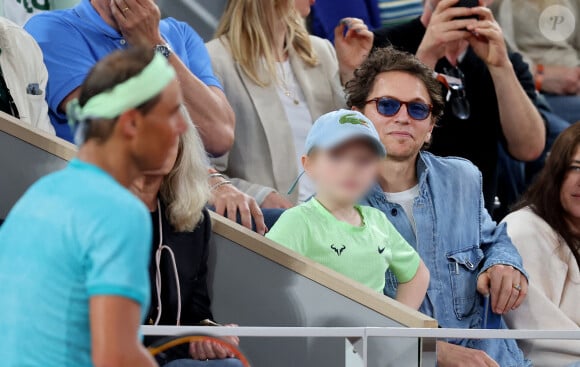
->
[365, 97, 433, 120]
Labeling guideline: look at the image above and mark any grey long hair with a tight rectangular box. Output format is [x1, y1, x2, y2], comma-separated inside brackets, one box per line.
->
[160, 107, 211, 231]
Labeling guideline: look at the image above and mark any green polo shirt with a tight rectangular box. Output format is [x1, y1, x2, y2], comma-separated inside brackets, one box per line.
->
[267, 198, 420, 292]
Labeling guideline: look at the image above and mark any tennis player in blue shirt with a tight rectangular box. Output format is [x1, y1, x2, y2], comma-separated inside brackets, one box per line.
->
[0, 47, 188, 367]
[25, 0, 234, 155]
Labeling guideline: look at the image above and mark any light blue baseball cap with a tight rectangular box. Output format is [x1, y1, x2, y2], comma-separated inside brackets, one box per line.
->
[287, 110, 386, 195]
[304, 109, 386, 157]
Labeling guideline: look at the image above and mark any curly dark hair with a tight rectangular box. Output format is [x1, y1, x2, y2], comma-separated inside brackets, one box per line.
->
[346, 46, 445, 125]
[513, 122, 580, 268]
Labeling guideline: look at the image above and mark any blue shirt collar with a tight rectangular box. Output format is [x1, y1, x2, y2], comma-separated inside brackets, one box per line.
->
[416, 151, 430, 188]
[369, 151, 431, 201]
[75, 0, 123, 39]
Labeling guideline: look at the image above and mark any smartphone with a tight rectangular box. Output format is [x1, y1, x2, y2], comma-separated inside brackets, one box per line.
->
[453, 0, 479, 20]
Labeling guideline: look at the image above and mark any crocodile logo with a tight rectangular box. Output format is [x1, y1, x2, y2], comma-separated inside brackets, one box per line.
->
[331, 244, 346, 256]
[339, 113, 369, 127]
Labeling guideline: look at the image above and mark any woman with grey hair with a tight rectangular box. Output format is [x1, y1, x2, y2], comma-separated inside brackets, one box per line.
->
[131, 118, 242, 367]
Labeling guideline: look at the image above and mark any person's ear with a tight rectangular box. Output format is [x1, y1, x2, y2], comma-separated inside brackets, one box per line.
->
[302, 154, 317, 178]
[117, 109, 140, 140]
[424, 121, 435, 144]
[301, 155, 309, 171]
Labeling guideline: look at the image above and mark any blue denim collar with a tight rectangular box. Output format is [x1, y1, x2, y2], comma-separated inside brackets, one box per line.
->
[370, 151, 430, 201]
[75, 0, 123, 40]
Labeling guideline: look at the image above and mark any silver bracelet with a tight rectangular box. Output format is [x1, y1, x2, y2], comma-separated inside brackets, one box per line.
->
[210, 180, 232, 191]
[208, 172, 226, 180]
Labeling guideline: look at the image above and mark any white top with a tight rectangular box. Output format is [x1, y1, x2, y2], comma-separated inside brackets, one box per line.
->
[276, 61, 315, 202]
[385, 185, 420, 235]
[2, 0, 38, 26]
[502, 207, 580, 367]
[2, 1, 80, 26]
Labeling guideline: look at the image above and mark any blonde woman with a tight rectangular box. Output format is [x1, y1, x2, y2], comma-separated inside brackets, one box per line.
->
[132, 122, 241, 367]
[207, 0, 373, 211]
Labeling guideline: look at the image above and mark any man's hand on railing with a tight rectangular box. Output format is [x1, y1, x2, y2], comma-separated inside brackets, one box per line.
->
[477, 264, 528, 314]
[436, 341, 499, 367]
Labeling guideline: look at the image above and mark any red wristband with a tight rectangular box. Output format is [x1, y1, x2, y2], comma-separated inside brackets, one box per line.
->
[535, 64, 545, 92]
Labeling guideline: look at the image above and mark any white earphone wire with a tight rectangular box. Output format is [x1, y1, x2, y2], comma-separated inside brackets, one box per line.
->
[154, 199, 182, 326]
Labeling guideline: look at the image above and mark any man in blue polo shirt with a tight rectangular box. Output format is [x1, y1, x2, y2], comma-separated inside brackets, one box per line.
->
[25, 0, 234, 156]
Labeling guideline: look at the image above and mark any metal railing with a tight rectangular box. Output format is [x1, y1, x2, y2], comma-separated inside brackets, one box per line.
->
[142, 325, 580, 367]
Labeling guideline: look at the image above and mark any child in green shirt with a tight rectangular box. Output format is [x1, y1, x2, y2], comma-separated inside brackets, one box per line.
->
[267, 109, 429, 309]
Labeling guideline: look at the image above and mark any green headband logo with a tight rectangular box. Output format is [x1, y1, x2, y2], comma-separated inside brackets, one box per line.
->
[339, 113, 369, 127]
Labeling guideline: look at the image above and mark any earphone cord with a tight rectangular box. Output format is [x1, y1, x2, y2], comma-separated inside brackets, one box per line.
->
[154, 199, 182, 326]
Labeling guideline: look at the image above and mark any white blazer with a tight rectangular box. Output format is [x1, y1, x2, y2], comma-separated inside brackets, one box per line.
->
[503, 207, 580, 367]
[206, 36, 345, 204]
[0, 17, 54, 134]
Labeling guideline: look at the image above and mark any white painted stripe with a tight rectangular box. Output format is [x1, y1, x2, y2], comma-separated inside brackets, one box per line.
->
[142, 326, 366, 337]
[142, 326, 580, 340]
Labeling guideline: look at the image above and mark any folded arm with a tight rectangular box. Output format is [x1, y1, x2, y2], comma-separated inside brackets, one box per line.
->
[168, 55, 235, 156]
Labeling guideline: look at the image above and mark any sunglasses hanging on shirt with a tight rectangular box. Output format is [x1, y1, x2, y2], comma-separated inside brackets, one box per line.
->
[0, 61, 20, 119]
[436, 66, 471, 120]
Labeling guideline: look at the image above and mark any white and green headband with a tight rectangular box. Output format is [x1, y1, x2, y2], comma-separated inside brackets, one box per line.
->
[67, 52, 176, 128]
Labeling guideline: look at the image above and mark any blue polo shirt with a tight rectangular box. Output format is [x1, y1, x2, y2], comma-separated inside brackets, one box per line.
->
[0, 159, 152, 367]
[310, 0, 382, 42]
[24, 0, 222, 142]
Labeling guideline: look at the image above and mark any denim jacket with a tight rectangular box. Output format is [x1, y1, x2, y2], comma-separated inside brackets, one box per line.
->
[361, 152, 531, 366]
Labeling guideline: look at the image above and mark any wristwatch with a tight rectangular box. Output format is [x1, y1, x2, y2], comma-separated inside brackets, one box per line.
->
[154, 44, 173, 59]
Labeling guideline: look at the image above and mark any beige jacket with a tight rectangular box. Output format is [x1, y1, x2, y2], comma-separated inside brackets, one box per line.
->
[503, 208, 580, 367]
[492, 0, 580, 68]
[206, 36, 345, 204]
[0, 17, 53, 134]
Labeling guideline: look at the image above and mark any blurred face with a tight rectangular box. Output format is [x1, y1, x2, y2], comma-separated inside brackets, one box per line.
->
[561, 146, 580, 230]
[131, 79, 188, 173]
[358, 71, 434, 162]
[294, 0, 315, 18]
[304, 140, 380, 204]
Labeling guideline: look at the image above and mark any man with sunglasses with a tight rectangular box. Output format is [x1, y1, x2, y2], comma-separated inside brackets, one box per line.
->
[372, 0, 546, 214]
[352, 47, 530, 367]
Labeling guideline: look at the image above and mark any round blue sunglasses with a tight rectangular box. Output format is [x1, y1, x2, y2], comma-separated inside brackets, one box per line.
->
[365, 97, 433, 121]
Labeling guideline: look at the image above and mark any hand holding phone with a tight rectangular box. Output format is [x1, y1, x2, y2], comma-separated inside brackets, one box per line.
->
[453, 0, 480, 20]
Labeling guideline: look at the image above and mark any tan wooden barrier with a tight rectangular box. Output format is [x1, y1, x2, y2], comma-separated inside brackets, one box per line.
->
[0, 112, 76, 217]
[208, 214, 437, 366]
[211, 212, 436, 329]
